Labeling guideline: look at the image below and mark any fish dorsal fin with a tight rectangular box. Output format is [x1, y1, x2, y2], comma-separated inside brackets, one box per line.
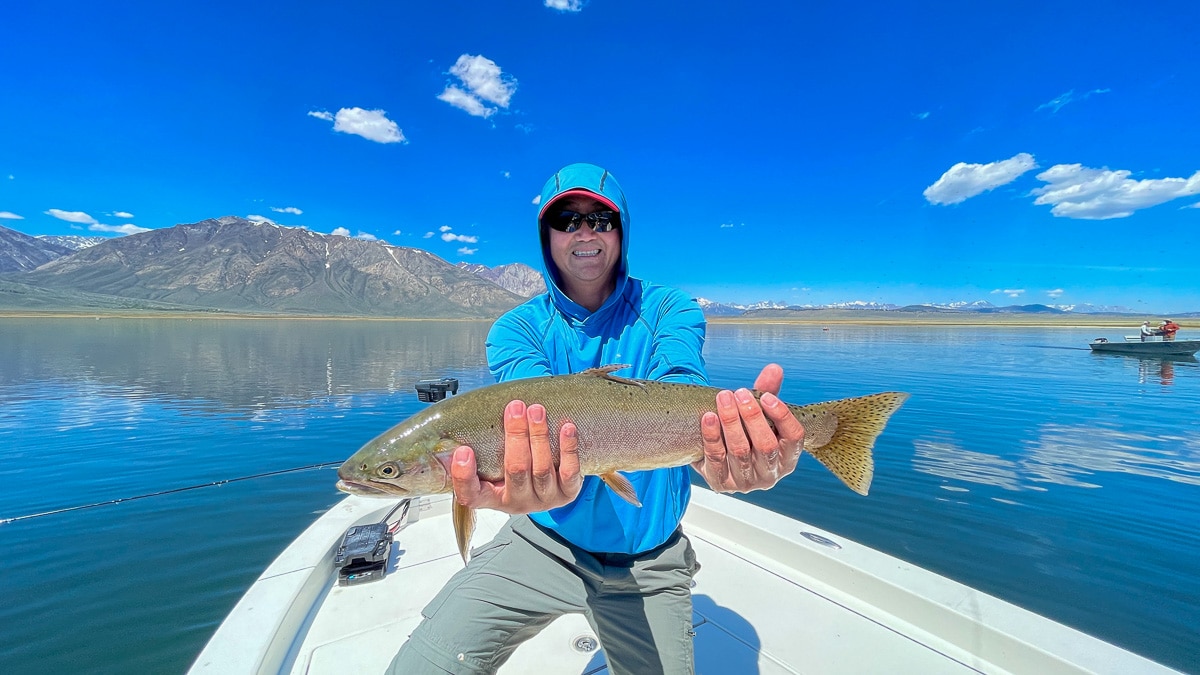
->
[600, 471, 642, 507]
[452, 499, 476, 564]
[580, 364, 643, 388]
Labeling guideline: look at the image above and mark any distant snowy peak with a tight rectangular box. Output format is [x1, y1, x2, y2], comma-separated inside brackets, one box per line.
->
[822, 300, 900, 310]
[35, 235, 108, 251]
[1048, 303, 1136, 314]
[696, 297, 1148, 316]
[937, 300, 996, 310]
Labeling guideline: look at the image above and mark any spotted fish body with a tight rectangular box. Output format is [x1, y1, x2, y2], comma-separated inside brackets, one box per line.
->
[337, 366, 908, 560]
[338, 365, 908, 498]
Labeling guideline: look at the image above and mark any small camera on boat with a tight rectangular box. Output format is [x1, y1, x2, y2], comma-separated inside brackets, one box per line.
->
[415, 377, 459, 402]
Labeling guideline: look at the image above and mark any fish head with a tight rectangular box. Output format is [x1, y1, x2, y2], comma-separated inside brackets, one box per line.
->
[336, 418, 457, 498]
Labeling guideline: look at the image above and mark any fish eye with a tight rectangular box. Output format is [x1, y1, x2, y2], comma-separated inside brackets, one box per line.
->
[378, 462, 402, 479]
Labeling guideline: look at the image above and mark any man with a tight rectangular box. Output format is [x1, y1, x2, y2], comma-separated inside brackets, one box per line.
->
[387, 163, 804, 674]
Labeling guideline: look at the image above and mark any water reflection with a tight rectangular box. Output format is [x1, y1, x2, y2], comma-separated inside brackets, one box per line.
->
[0, 318, 493, 411]
[914, 424, 1200, 490]
[1090, 352, 1199, 386]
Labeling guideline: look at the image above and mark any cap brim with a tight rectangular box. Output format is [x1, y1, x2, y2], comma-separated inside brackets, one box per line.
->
[538, 189, 620, 219]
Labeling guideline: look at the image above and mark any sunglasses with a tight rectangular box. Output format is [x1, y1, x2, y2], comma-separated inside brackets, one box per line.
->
[545, 210, 620, 233]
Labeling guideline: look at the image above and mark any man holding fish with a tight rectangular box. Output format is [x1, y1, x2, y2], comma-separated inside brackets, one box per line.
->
[369, 163, 854, 674]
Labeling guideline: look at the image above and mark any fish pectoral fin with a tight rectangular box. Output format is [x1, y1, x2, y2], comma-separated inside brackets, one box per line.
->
[600, 471, 642, 507]
[580, 364, 644, 388]
[452, 499, 476, 564]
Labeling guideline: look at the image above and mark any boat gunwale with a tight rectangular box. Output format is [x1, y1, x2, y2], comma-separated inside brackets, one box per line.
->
[189, 490, 1180, 675]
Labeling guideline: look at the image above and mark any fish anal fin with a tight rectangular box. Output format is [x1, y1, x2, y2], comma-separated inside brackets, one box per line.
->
[600, 471, 642, 507]
[580, 364, 644, 388]
[452, 498, 476, 564]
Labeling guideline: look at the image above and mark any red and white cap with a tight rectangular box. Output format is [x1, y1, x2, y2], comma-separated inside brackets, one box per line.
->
[538, 189, 620, 220]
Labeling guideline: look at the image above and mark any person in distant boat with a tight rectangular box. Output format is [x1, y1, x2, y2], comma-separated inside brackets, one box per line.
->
[1162, 320, 1181, 341]
[385, 162, 805, 675]
[1141, 321, 1154, 341]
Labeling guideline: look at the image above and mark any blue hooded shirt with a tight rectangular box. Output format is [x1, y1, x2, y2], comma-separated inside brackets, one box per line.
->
[485, 163, 709, 554]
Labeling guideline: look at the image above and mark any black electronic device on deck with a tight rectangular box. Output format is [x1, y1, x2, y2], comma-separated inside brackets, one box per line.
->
[415, 377, 459, 403]
[334, 522, 393, 586]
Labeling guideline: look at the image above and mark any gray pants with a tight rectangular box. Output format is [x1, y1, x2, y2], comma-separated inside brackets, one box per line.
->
[386, 515, 700, 675]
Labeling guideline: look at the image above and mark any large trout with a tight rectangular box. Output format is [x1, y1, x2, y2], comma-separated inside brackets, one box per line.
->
[336, 365, 909, 561]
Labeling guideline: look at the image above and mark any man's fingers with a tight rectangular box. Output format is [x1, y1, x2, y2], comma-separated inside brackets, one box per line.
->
[502, 400, 535, 503]
[451, 446, 496, 509]
[696, 411, 731, 489]
[526, 404, 556, 500]
[760, 392, 804, 473]
[736, 388, 779, 455]
[557, 421, 583, 498]
[718, 390, 753, 489]
[754, 363, 783, 396]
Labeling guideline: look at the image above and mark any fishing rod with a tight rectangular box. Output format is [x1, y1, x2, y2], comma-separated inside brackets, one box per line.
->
[0, 460, 343, 525]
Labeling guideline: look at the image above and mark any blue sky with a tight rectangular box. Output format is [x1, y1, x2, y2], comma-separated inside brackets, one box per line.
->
[2, 1, 1198, 312]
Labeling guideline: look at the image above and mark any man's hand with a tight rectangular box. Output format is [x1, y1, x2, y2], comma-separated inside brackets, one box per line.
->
[692, 363, 805, 493]
[451, 400, 583, 514]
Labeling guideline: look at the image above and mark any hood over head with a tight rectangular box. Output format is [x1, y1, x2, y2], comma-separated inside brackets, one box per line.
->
[536, 163, 630, 316]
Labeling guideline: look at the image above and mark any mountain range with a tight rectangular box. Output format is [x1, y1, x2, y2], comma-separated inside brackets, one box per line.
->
[1, 218, 1194, 318]
[0, 217, 531, 318]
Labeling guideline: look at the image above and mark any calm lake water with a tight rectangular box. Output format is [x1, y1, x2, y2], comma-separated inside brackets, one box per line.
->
[1, 318, 1197, 673]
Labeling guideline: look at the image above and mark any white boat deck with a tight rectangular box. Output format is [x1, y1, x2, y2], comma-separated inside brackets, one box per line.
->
[191, 489, 1178, 674]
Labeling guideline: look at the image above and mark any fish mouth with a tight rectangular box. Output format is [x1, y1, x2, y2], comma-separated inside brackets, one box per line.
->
[336, 479, 408, 497]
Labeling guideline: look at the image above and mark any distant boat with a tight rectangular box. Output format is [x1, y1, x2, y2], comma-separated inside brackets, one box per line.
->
[1089, 335, 1200, 356]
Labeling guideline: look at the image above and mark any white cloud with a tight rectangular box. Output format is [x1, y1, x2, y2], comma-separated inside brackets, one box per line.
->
[271, 206, 303, 215]
[307, 110, 334, 121]
[424, 231, 434, 238]
[442, 232, 478, 243]
[0, 211, 24, 219]
[439, 225, 452, 232]
[392, 229, 402, 235]
[1047, 289, 1064, 298]
[355, 232, 378, 241]
[924, 153, 1037, 205]
[457, 246, 478, 255]
[111, 211, 134, 219]
[246, 214, 275, 224]
[332, 227, 351, 236]
[89, 223, 150, 235]
[1036, 88, 1111, 114]
[545, 0, 584, 10]
[532, 195, 542, 205]
[438, 54, 517, 118]
[1031, 165, 1200, 220]
[501, 171, 511, 179]
[312, 107, 406, 144]
[991, 289, 1025, 298]
[46, 209, 99, 224]
[915, 425, 1200, 490]
[437, 86, 494, 118]
[914, 111, 930, 120]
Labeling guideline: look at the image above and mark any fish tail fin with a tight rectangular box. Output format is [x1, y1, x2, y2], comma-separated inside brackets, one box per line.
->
[788, 392, 909, 496]
[452, 499, 476, 564]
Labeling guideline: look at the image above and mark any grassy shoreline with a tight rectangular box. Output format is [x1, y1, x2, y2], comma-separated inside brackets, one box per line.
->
[0, 308, 1183, 329]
